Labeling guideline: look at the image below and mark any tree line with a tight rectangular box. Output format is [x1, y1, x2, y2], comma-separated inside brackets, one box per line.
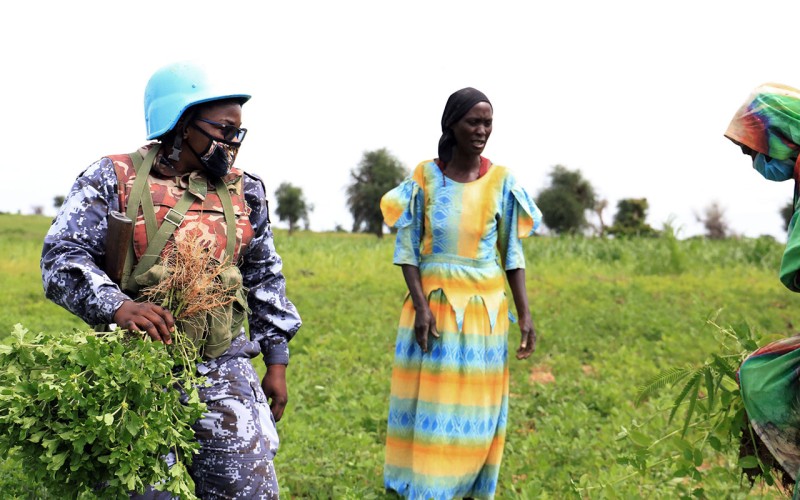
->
[48, 148, 790, 238]
[271, 148, 780, 239]
[273, 148, 405, 236]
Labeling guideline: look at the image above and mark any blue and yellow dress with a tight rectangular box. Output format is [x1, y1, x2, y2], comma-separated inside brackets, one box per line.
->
[380, 159, 542, 499]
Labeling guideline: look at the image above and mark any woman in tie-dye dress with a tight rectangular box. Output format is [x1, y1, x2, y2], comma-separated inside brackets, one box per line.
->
[380, 88, 543, 499]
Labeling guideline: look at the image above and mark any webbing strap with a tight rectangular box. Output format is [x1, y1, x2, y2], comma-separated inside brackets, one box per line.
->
[128, 150, 158, 241]
[141, 189, 158, 244]
[121, 146, 160, 292]
[125, 146, 159, 226]
[215, 177, 237, 263]
[126, 188, 196, 294]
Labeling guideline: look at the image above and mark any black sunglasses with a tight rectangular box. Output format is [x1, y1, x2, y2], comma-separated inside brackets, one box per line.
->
[195, 118, 248, 143]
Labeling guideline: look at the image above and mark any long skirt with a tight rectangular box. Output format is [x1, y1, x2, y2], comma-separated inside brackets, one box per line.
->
[384, 290, 510, 500]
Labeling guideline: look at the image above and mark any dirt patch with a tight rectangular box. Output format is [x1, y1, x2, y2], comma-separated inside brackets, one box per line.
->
[529, 365, 555, 385]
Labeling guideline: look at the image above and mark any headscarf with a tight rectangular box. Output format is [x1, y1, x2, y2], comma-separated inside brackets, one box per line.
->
[725, 83, 800, 161]
[437, 87, 492, 165]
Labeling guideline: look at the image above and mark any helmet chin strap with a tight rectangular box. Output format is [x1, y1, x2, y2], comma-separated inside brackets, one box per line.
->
[168, 134, 183, 162]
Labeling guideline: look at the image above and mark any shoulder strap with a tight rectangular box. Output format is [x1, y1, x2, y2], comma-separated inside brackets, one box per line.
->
[127, 149, 159, 241]
[215, 177, 237, 263]
[121, 145, 160, 292]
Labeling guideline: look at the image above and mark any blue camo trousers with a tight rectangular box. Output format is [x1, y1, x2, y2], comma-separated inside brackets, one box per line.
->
[191, 356, 279, 498]
[132, 356, 280, 499]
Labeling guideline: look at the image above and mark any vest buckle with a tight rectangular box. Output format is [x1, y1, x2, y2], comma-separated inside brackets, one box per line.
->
[164, 208, 185, 227]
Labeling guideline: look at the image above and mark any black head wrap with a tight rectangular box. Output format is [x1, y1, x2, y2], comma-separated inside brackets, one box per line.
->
[437, 87, 492, 165]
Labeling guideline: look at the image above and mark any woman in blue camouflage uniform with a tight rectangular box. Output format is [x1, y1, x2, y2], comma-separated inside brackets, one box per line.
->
[41, 62, 302, 499]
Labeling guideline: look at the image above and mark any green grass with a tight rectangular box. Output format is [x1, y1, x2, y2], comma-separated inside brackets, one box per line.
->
[0, 214, 85, 335]
[1, 215, 797, 498]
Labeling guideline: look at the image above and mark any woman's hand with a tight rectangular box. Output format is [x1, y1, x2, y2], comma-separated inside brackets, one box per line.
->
[113, 300, 174, 344]
[506, 268, 537, 360]
[401, 264, 439, 353]
[515, 314, 536, 360]
[414, 303, 439, 353]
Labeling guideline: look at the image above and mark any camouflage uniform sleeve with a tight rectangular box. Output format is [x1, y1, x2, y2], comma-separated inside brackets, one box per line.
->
[241, 173, 302, 366]
[41, 158, 131, 326]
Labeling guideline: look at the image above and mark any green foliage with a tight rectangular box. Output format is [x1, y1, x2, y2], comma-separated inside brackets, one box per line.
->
[346, 148, 407, 237]
[0, 325, 206, 499]
[632, 220, 686, 275]
[536, 165, 597, 234]
[0, 216, 85, 335]
[535, 187, 586, 235]
[609, 198, 658, 237]
[274, 182, 312, 234]
[611, 320, 777, 499]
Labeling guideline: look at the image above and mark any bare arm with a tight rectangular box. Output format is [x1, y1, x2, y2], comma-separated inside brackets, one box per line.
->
[506, 268, 536, 360]
[401, 264, 439, 353]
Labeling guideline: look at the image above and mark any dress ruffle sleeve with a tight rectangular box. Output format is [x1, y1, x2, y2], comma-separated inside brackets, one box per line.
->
[381, 178, 424, 266]
[510, 183, 542, 239]
[498, 178, 542, 270]
[381, 178, 420, 229]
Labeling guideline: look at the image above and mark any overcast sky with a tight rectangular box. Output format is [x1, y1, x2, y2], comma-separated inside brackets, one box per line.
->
[3, 0, 799, 239]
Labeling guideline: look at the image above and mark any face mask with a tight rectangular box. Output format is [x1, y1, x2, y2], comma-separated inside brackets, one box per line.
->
[188, 124, 240, 178]
[753, 153, 795, 182]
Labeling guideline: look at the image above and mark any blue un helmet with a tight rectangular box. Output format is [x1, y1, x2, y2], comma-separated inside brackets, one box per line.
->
[144, 62, 251, 140]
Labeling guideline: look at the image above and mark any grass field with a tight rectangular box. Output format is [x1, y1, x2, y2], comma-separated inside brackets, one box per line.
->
[1, 213, 798, 499]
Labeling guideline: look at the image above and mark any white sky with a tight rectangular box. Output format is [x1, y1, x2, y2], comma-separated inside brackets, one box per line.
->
[3, 0, 799, 239]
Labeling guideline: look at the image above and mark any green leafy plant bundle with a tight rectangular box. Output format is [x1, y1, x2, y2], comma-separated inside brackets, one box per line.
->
[0, 324, 205, 499]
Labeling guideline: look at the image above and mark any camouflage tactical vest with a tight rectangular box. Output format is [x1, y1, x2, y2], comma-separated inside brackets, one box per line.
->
[109, 144, 255, 359]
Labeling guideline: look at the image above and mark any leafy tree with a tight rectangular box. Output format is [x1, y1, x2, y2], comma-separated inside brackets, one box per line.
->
[608, 198, 657, 237]
[274, 182, 312, 234]
[536, 165, 596, 234]
[781, 200, 794, 229]
[53, 195, 65, 209]
[696, 201, 729, 240]
[346, 148, 407, 237]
